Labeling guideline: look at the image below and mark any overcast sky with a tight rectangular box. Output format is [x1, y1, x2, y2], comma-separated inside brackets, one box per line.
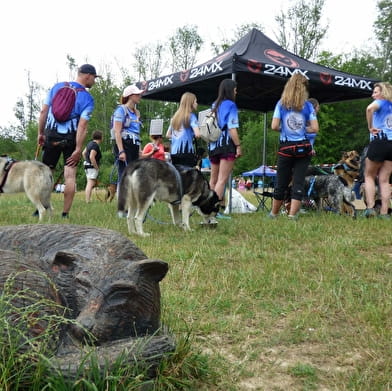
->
[0, 0, 378, 129]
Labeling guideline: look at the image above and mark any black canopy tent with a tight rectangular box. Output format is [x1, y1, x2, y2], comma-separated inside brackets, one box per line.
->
[138, 28, 377, 111]
[137, 28, 378, 211]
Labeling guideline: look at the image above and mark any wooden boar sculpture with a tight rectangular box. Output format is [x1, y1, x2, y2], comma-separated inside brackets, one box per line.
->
[0, 224, 174, 378]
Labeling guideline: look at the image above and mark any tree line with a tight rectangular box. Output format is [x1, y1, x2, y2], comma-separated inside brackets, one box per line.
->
[0, 0, 391, 186]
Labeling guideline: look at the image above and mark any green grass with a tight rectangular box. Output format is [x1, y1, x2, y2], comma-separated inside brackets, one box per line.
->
[0, 190, 391, 390]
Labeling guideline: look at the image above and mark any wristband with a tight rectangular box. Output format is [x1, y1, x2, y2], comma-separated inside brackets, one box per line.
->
[118, 150, 125, 155]
[235, 144, 241, 147]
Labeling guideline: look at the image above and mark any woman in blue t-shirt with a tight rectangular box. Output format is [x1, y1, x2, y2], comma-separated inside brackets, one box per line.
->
[269, 73, 319, 220]
[208, 79, 242, 207]
[166, 92, 200, 167]
[363, 81, 392, 218]
[113, 84, 144, 183]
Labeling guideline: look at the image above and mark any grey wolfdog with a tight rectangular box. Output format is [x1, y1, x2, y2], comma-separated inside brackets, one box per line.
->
[118, 158, 220, 236]
[0, 156, 53, 220]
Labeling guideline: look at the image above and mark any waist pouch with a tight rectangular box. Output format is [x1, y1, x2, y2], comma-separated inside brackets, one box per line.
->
[45, 131, 76, 148]
[123, 133, 140, 146]
[278, 141, 312, 158]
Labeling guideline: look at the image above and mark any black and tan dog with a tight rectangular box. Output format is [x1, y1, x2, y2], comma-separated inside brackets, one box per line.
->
[333, 150, 360, 187]
[304, 150, 360, 217]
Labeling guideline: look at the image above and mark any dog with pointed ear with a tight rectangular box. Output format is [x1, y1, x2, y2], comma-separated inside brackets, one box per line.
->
[334, 150, 360, 187]
[0, 156, 53, 220]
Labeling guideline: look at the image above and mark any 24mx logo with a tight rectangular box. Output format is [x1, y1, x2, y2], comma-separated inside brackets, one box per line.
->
[147, 76, 174, 91]
[334, 76, 372, 90]
[189, 61, 223, 79]
[264, 64, 309, 78]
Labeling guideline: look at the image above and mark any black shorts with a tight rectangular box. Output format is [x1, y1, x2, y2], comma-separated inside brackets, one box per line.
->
[42, 133, 76, 169]
[366, 139, 392, 162]
[113, 137, 140, 163]
[171, 153, 197, 167]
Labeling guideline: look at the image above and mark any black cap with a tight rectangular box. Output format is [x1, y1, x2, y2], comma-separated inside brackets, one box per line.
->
[78, 64, 100, 77]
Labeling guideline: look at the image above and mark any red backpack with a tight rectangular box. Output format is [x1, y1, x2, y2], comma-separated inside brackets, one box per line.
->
[51, 82, 85, 123]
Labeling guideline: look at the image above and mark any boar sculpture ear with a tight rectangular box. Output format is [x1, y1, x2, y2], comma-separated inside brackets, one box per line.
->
[135, 259, 169, 282]
[51, 252, 77, 273]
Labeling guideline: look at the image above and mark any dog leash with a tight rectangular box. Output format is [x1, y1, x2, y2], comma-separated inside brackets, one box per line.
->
[34, 144, 42, 160]
[109, 162, 119, 185]
[145, 211, 171, 225]
[307, 176, 316, 197]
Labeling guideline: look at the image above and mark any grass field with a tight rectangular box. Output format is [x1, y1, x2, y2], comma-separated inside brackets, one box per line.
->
[0, 189, 391, 390]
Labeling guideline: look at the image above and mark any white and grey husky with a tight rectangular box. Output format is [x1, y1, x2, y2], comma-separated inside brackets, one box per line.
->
[0, 156, 53, 220]
[118, 158, 220, 236]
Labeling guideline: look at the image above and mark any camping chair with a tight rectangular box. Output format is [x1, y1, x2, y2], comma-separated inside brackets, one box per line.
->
[253, 189, 274, 211]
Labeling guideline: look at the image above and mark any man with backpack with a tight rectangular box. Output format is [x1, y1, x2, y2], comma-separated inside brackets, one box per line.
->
[37, 64, 100, 218]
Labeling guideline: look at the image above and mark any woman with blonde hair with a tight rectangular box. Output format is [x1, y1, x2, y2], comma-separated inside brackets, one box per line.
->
[166, 92, 200, 167]
[363, 81, 392, 219]
[269, 73, 319, 220]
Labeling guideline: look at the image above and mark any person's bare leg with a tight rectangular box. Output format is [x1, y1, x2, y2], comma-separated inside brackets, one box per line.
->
[271, 198, 283, 216]
[214, 159, 235, 201]
[288, 199, 301, 217]
[364, 157, 382, 209]
[209, 162, 219, 193]
[85, 178, 96, 203]
[63, 165, 77, 214]
[377, 161, 392, 215]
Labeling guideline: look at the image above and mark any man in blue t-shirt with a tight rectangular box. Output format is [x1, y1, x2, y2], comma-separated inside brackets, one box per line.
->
[37, 64, 99, 218]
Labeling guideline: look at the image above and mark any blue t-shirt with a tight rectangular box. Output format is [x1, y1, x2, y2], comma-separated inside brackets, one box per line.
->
[273, 100, 316, 142]
[44, 81, 94, 134]
[208, 100, 239, 154]
[168, 112, 198, 155]
[113, 105, 142, 141]
[370, 99, 392, 141]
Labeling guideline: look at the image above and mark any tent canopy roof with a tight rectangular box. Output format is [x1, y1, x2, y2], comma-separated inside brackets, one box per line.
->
[242, 165, 277, 177]
[138, 29, 378, 112]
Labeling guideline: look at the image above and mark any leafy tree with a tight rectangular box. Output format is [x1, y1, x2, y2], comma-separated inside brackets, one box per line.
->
[0, 134, 19, 156]
[275, 0, 328, 60]
[133, 42, 167, 80]
[168, 25, 203, 72]
[66, 54, 77, 79]
[25, 71, 42, 124]
[374, 0, 392, 79]
[11, 98, 27, 140]
[88, 71, 122, 154]
[318, 50, 381, 80]
[233, 112, 281, 176]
